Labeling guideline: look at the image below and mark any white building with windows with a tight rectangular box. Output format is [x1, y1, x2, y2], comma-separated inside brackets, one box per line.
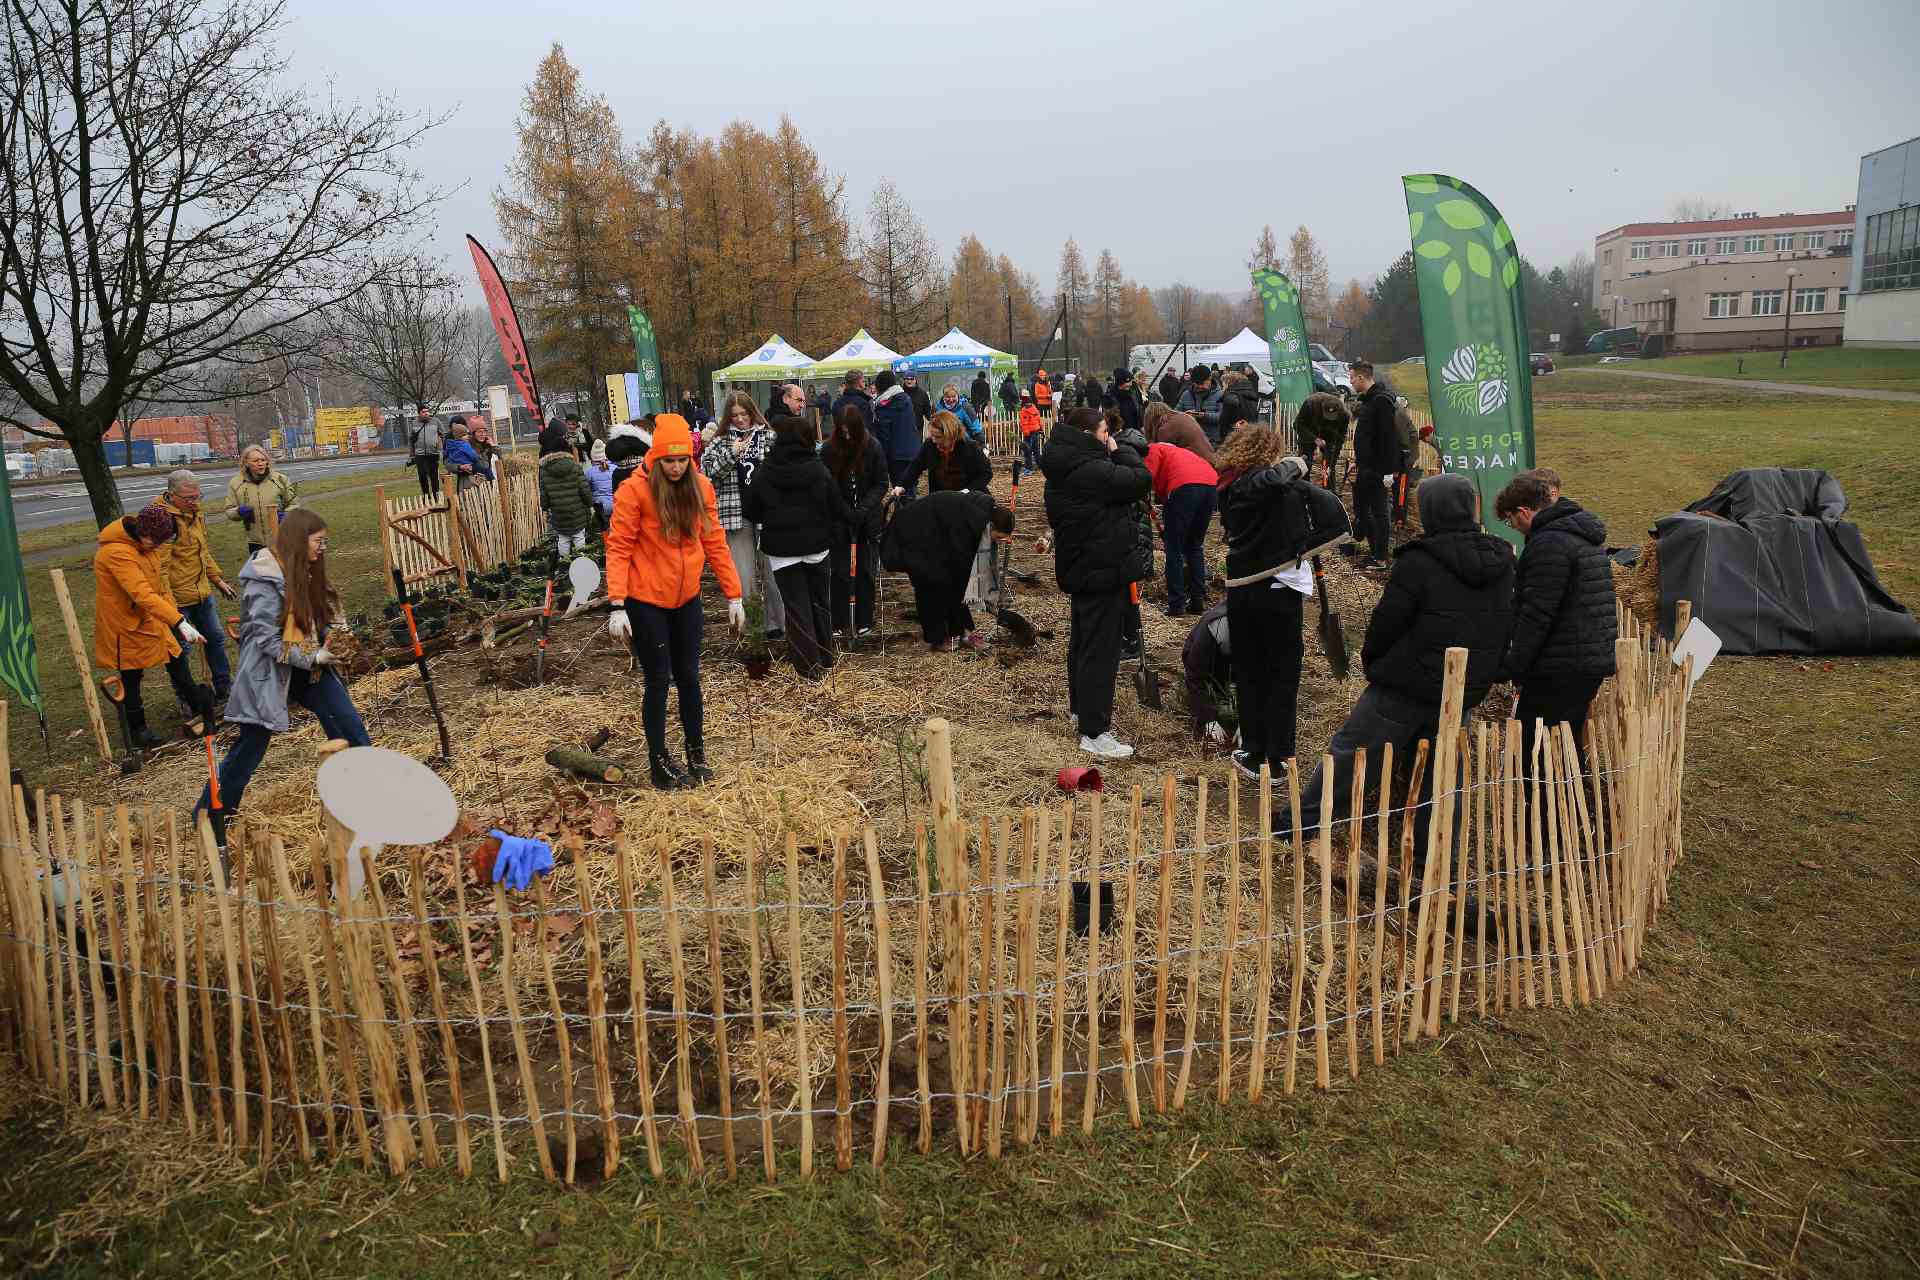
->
[1844, 136, 1919, 349]
[1592, 209, 1856, 322]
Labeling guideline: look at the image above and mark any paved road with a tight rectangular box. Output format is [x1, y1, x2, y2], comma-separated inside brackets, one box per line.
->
[1593, 368, 1920, 403]
[11, 453, 406, 532]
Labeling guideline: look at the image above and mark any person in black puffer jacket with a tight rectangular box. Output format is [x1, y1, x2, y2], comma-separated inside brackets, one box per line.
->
[742, 415, 854, 679]
[1494, 474, 1618, 758]
[880, 489, 1012, 651]
[1348, 362, 1401, 564]
[1285, 474, 1514, 854]
[822, 403, 890, 636]
[1042, 407, 1152, 759]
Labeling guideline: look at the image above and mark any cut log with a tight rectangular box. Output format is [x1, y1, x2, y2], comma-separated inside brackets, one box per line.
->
[544, 748, 625, 784]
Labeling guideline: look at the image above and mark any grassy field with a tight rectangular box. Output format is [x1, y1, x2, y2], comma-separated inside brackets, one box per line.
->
[1613, 345, 1920, 393]
[3, 374, 1919, 1275]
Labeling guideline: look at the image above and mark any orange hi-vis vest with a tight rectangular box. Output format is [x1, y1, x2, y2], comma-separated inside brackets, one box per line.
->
[1034, 378, 1052, 406]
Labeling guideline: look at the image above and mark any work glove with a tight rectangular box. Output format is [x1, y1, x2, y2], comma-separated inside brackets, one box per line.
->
[489, 829, 554, 893]
[1382, 473, 1395, 490]
[1278, 456, 1308, 481]
[727, 598, 747, 633]
[176, 620, 205, 646]
[236, 504, 254, 522]
[1203, 721, 1229, 746]
[311, 646, 335, 666]
[607, 608, 632, 642]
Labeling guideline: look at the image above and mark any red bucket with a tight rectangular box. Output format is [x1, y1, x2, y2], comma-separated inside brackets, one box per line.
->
[1057, 766, 1104, 793]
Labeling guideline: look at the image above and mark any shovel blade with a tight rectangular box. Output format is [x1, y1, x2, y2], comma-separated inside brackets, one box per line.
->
[1134, 665, 1164, 710]
[1318, 610, 1351, 680]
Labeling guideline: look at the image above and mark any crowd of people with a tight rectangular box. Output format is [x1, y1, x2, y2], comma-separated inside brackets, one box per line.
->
[91, 360, 1619, 886]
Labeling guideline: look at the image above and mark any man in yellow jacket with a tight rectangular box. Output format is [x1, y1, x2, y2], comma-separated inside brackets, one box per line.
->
[158, 471, 236, 700]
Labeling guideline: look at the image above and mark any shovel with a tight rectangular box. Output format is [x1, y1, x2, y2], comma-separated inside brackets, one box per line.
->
[1129, 581, 1163, 709]
[989, 534, 1037, 647]
[1312, 555, 1351, 680]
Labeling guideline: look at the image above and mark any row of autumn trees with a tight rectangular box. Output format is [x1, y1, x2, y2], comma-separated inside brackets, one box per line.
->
[496, 46, 1351, 419]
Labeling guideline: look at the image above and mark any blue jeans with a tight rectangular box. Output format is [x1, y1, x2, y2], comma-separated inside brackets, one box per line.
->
[181, 596, 230, 695]
[1161, 483, 1215, 613]
[194, 667, 369, 831]
[1020, 433, 1043, 476]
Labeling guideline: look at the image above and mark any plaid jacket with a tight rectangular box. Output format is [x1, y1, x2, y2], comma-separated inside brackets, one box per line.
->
[699, 423, 772, 530]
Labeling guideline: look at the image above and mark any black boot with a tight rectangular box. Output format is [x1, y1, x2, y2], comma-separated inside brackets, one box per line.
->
[685, 741, 714, 785]
[650, 749, 689, 790]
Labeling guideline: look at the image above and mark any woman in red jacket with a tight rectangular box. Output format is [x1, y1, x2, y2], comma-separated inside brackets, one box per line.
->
[604, 415, 744, 789]
[1144, 440, 1219, 616]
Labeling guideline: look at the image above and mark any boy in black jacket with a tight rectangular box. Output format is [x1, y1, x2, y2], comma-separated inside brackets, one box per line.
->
[1286, 473, 1513, 853]
[1348, 361, 1401, 566]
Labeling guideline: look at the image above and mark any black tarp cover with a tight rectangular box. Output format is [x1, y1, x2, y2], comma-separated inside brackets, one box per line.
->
[1653, 468, 1920, 655]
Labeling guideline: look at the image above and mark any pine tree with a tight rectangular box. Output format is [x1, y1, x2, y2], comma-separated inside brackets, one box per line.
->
[949, 235, 1003, 338]
[1055, 238, 1091, 361]
[1091, 250, 1125, 372]
[495, 44, 632, 425]
[858, 179, 942, 352]
[1286, 225, 1333, 343]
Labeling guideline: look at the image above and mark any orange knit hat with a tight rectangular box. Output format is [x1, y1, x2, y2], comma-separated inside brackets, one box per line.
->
[648, 413, 694, 463]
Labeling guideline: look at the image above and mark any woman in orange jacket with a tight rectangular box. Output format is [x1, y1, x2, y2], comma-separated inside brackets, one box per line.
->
[92, 502, 213, 749]
[604, 415, 744, 789]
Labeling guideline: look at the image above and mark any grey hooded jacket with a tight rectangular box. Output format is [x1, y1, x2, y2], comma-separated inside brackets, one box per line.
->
[223, 548, 323, 733]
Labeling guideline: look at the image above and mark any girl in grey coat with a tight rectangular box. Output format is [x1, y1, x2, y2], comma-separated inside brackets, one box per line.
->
[194, 509, 369, 846]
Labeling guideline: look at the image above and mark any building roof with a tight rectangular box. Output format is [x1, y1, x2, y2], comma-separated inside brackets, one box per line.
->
[1596, 211, 1854, 241]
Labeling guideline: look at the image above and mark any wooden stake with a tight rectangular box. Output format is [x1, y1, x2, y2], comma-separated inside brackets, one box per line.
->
[927, 720, 972, 1155]
[1565, 723, 1609, 999]
[48, 569, 111, 761]
[1248, 768, 1274, 1102]
[1049, 795, 1073, 1138]
[987, 817, 1010, 1155]
[1371, 744, 1390, 1067]
[1173, 779, 1205, 1111]
[1, 782, 50, 1084]
[202, 816, 248, 1149]
[1413, 649, 1467, 1038]
[614, 840, 662, 1178]
[1284, 765, 1308, 1096]
[1346, 749, 1365, 1079]
[911, 825, 931, 1155]
[361, 845, 435, 1168]
[32, 795, 68, 1099]
[972, 818, 993, 1150]
[1314, 764, 1335, 1091]
[51, 800, 88, 1108]
[656, 843, 701, 1177]
[1117, 789, 1142, 1128]
[1528, 725, 1560, 1008]
[1151, 776, 1174, 1114]
[1082, 790, 1102, 1136]
[1448, 734, 1473, 1022]
[140, 812, 173, 1127]
[743, 840, 775, 1181]
[1474, 726, 1492, 1019]
[830, 832, 851, 1172]
[270, 836, 335, 1158]
[408, 849, 470, 1176]
[1552, 727, 1594, 1007]
[1018, 808, 1044, 1146]
[492, 879, 556, 1180]
[696, 838, 736, 1179]
[240, 832, 288, 1160]
[1393, 742, 1431, 1047]
[78, 807, 118, 1111]
[864, 829, 894, 1168]
[784, 831, 812, 1178]
[1217, 773, 1239, 1103]
[325, 819, 411, 1173]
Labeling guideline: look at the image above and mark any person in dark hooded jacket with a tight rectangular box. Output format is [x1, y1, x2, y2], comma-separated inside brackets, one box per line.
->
[998, 372, 1020, 417]
[822, 403, 889, 635]
[1042, 407, 1152, 759]
[881, 489, 1011, 651]
[743, 415, 853, 679]
[1494, 475, 1617, 758]
[1286, 473, 1514, 848]
[970, 372, 992, 416]
[869, 371, 921, 490]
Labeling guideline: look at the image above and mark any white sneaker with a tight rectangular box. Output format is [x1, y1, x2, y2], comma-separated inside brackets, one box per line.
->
[1080, 732, 1135, 760]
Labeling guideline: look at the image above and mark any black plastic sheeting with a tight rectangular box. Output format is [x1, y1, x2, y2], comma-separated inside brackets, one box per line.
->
[1653, 468, 1920, 655]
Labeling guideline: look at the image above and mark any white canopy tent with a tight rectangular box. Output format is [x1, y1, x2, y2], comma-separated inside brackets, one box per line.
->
[1197, 326, 1274, 366]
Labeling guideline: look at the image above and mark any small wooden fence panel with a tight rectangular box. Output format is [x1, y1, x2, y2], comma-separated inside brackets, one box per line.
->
[379, 468, 542, 595]
[0, 622, 1696, 1186]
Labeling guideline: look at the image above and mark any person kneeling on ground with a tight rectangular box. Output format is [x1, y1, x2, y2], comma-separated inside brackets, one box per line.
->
[605, 416, 744, 790]
[1292, 392, 1350, 484]
[1217, 426, 1349, 782]
[1495, 473, 1617, 762]
[1283, 474, 1513, 861]
[93, 502, 214, 750]
[538, 426, 594, 557]
[1042, 406, 1152, 760]
[1182, 600, 1234, 748]
[744, 412, 855, 680]
[881, 488, 1013, 653]
[195, 510, 369, 849]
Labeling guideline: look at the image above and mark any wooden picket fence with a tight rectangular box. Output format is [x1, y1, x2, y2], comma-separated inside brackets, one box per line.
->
[0, 616, 1693, 1185]
[379, 467, 543, 595]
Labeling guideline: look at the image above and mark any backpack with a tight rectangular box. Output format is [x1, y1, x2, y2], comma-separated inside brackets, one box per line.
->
[1393, 397, 1419, 471]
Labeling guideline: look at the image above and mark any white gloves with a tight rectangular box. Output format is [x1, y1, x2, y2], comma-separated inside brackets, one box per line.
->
[177, 621, 205, 646]
[312, 646, 335, 666]
[889, 486, 905, 498]
[727, 599, 747, 633]
[607, 608, 632, 642]
[1203, 721, 1229, 746]
[1278, 456, 1308, 481]
[1382, 473, 1395, 490]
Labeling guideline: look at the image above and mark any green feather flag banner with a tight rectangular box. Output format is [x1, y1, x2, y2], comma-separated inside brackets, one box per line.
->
[1250, 267, 1316, 418]
[0, 440, 44, 713]
[627, 306, 665, 417]
[1401, 174, 1536, 548]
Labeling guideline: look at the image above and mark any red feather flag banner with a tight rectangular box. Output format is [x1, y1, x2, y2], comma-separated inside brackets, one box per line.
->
[467, 234, 543, 425]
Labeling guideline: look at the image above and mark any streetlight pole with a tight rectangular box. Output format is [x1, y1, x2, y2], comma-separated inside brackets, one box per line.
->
[1780, 267, 1799, 368]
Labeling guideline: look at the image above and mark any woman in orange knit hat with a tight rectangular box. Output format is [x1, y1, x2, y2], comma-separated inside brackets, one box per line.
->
[604, 413, 744, 788]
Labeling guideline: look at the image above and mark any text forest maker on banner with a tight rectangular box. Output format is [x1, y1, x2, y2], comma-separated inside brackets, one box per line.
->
[467, 235, 543, 426]
[1400, 174, 1536, 548]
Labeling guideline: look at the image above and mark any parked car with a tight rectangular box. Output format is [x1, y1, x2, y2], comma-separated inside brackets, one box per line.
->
[1400, 355, 1426, 366]
[1530, 353, 1555, 375]
[1585, 325, 1641, 355]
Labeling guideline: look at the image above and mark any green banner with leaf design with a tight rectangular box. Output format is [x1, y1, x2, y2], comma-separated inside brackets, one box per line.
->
[628, 306, 665, 416]
[0, 440, 43, 713]
[1401, 174, 1536, 548]
[1251, 268, 1316, 416]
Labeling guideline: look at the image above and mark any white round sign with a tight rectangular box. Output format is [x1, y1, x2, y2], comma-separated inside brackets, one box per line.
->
[317, 746, 459, 846]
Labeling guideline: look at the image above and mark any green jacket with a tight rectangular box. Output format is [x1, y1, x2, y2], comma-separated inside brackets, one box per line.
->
[538, 452, 594, 535]
[226, 466, 298, 539]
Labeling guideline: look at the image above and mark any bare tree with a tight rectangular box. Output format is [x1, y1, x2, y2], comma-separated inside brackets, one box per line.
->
[857, 179, 941, 352]
[1668, 197, 1735, 222]
[317, 256, 466, 418]
[0, 0, 443, 523]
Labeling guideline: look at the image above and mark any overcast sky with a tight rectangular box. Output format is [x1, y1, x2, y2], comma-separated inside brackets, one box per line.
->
[288, 0, 1918, 300]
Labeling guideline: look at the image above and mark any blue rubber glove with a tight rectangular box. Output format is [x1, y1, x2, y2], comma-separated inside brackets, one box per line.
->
[489, 829, 553, 893]
[236, 504, 254, 522]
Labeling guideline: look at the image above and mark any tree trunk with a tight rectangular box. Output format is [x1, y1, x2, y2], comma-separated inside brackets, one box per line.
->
[69, 414, 124, 526]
